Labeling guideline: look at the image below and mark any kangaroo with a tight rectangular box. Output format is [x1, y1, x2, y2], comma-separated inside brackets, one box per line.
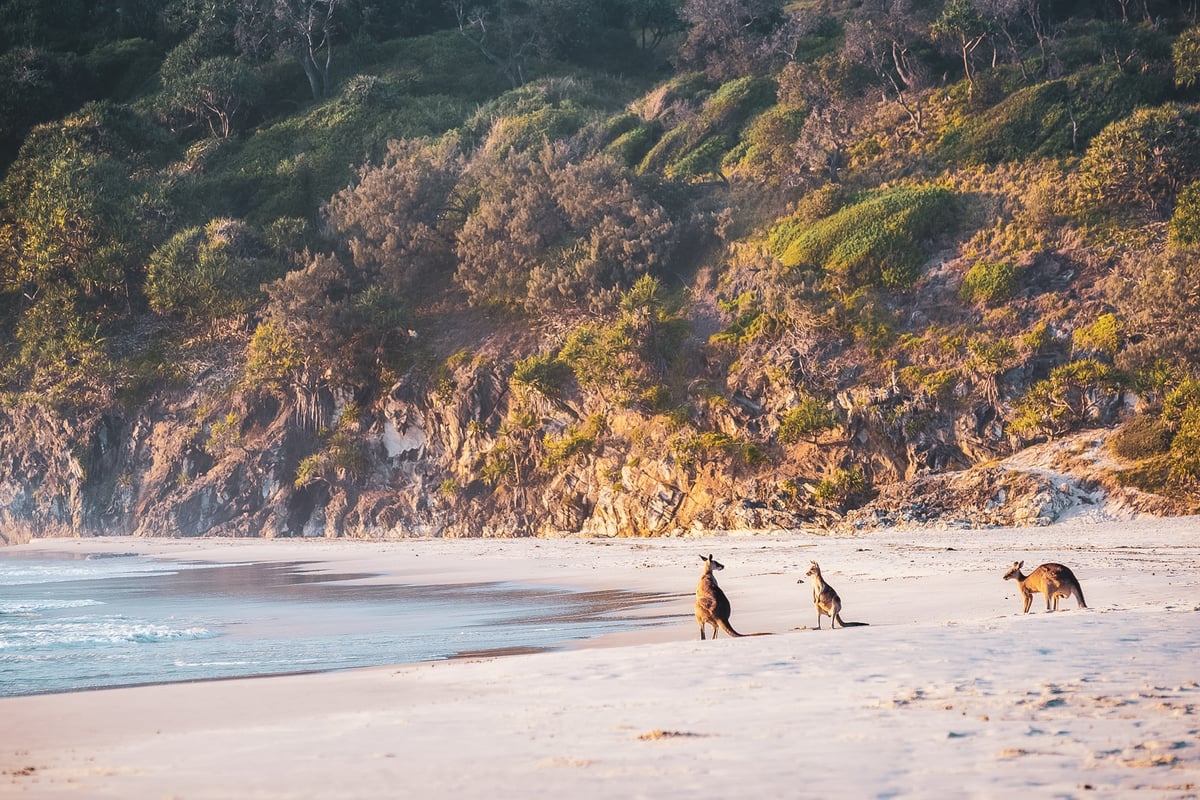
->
[695, 554, 743, 640]
[1003, 560, 1087, 613]
[799, 561, 868, 629]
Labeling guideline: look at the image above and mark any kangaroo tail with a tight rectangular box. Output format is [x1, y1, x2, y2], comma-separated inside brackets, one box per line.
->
[1075, 585, 1087, 609]
[717, 619, 744, 638]
[838, 621, 870, 627]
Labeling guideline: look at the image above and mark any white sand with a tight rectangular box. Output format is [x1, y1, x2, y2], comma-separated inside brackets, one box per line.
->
[3, 517, 1199, 798]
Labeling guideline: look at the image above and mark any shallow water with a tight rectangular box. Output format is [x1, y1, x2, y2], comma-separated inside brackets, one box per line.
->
[0, 550, 672, 697]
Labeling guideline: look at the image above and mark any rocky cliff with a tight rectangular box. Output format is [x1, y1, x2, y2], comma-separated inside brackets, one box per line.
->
[2, 319, 1186, 546]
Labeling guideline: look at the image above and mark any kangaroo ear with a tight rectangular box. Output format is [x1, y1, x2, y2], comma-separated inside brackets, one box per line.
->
[1017, 560, 1024, 568]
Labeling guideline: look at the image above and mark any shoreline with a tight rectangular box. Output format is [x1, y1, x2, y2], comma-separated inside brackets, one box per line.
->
[3, 517, 1200, 797]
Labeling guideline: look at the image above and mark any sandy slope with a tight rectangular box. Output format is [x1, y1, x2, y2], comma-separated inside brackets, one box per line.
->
[2, 518, 1199, 798]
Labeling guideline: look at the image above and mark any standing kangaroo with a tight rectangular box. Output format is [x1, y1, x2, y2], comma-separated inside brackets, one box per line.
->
[695, 554, 743, 640]
[800, 561, 868, 629]
[1003, 561, 1087, 613]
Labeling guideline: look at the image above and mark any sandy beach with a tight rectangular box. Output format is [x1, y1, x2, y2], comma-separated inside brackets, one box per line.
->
[3, 516, 1199, 798]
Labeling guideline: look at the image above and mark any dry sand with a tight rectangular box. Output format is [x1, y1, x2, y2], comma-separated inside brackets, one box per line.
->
[2, 516, 1199, 798]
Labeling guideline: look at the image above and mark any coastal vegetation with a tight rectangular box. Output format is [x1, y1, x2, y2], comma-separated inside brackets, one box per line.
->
[1, 0, 1199, 539]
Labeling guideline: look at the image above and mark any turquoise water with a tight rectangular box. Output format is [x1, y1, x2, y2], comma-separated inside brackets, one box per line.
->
[0, 550, 672, 697]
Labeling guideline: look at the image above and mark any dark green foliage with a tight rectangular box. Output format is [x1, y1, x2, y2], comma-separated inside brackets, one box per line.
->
[0, 47, 91, 167]
[1169, 181, 1200, 246]
[960, 260, 1020, 307]
[778, 397, 837, 445]
[637, 75, 776, 179]
[1078, 104, 1200, 219]
[770, 186, 957, 290]
[1110, 415, 1173, 461]
[938, 68, 1170, 164]
[84, 38, 162, 101]
[146, 218, 284, 320]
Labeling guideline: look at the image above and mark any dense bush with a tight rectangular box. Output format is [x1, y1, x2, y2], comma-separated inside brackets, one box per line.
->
[559, 276, 689, 406]
[777, 396, 837, 444]
[1072, 313, 1122, 360]
[1108, 247, 1200, 370]
[1110, 415, 1173, 461]
[324, 136, 464, 294]
[959, 260, 1019, 307]
[770, 185, 956, 290]
[1009, 359, 1120, 440]
[1078, 104, 1200, 219]
[455, 145, 676, 314]
[147, 218, 282, 320]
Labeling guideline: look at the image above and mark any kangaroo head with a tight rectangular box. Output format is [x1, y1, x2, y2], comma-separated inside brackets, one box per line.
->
[700, 554, 724, 572]
[805, 561, 821, 577]
[1002, 560, 1024, 581]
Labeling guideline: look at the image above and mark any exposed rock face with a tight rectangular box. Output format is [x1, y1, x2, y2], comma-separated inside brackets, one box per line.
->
[0, 352, 1173, 544]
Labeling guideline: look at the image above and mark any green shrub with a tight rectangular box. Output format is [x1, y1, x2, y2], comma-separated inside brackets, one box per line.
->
[960, 260, 1020, 306]
[1173, 26, 1200, 89]
[665, 134, 731, 181]
[1169, 180, 1200, 246]
[1168, 407, 1200, 484]
[637, 75, 774, 178]
[1110, 415, 1173, 461]
[778, 397, 837, 444]
[511, 353, 571, 400]
[147, 218, 280, 320]
[770, 186, 957, 290]
[1072, 313, 1123, 359]
[811, 466, 868, 509]
[543, 413, 607, 466]
[243, 321, 303, 391]
[1008, 359, 1119, 439]
[1078, 104, 1200, 218]
[604, 122, 662, 167]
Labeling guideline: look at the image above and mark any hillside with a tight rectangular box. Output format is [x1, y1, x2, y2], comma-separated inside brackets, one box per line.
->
[1, 0, 1199, 542]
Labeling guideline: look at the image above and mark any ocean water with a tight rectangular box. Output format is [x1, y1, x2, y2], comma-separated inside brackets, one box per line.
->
[0, 550, 673, 697]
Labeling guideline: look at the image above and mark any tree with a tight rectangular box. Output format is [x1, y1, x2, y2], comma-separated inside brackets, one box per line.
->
[324, 136, 465, 294]
[676, 0, 788, 81]
[448, 0, 541, 88]
[781, 56, 870, 184]
[1078, 104, 1200, 218]
[931, 0, 990, 97]
[842, 0, 933, 134]
[0, 101, 168, 382]
[454, 144, 676, 315]
[778, 396, 837, 444]
[622, 0, 683, 50]
[252, 251, 413, 397]
[236, 0, 341, 100]
[161, 55, 263, 137]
